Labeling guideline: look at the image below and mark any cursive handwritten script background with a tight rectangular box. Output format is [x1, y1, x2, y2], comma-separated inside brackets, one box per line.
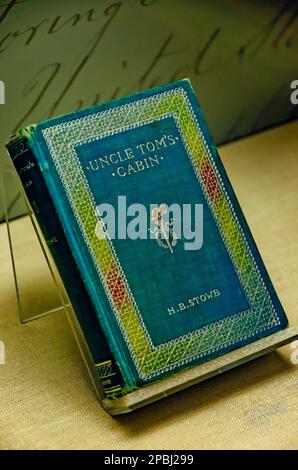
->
[0, 0, 298, 220]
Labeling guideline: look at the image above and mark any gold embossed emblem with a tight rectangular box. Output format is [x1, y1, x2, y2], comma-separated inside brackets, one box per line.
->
[150, 204, 177, 253]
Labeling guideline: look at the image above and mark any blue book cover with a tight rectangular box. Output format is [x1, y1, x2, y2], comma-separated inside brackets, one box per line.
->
[7, 80, 288, 397]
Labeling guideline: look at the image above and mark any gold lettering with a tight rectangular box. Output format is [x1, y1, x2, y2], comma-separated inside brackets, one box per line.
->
[136, 143, 146, 155]
[147, 155, 160, 167]
[167, 306, 176, 316]
[109, 153, 119, 164]
[135, 160, 145, 172]
[146, 141, 155, 152]
[154, 135, 167, 149]
[167, 134, 177, 145]
[89, 159, 99, 171]
[99, 156, 109, 168]
[124, 147, 134, 159]
[117, 166, 126, 177]
[126, 163, 137, 175]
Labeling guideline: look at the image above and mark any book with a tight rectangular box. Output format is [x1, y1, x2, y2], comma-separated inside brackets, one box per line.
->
[6, 127, 124, 397]
[6, 79, 289, 413]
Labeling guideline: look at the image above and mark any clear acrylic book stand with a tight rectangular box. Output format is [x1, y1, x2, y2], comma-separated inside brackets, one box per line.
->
[1, 165, 104, 402]
[2, 164, 298, 414]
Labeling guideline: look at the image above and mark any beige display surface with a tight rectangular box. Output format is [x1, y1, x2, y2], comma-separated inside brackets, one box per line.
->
[0, 121, 298, 448]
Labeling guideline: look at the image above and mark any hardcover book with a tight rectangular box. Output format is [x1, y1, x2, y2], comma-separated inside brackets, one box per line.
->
[6, 80, 290, 414]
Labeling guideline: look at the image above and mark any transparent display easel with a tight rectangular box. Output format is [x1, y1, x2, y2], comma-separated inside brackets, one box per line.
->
[2, 163, 298, 415]
[1, 164, 104, 401]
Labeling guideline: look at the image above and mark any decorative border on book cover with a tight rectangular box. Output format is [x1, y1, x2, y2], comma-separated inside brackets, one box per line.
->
[42, 88, 280, 380]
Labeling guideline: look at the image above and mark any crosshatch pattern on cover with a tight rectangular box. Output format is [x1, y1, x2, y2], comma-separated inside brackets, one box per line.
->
[42, 87, 280, 380]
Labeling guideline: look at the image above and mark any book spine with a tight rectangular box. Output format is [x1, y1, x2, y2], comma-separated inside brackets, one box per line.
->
[6, 131, 123, 398]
